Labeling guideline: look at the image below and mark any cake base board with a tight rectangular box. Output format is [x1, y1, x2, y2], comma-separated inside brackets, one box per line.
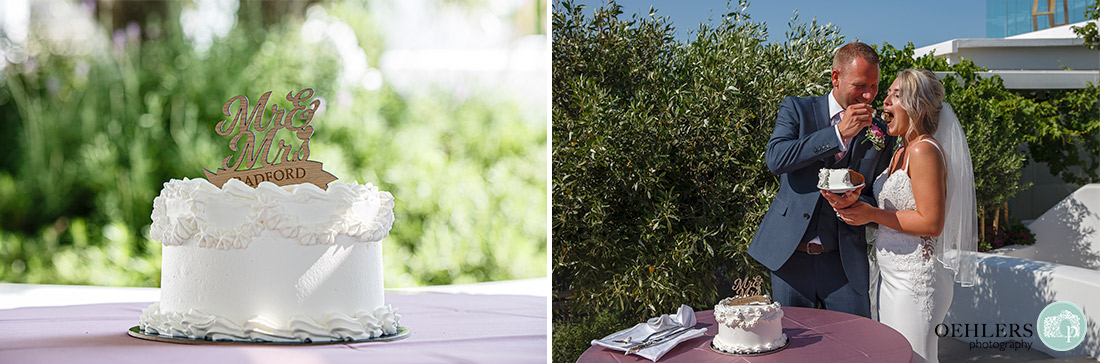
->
[709, 337, 789, 356]
[127, 325, 410, 345]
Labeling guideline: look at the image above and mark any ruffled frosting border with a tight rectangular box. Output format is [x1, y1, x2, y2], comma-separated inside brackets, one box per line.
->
[138, 302, 401, 342]
[713, 297, 783, 329]
[713, 333, 788, 354]
[149, 178, 395, 249]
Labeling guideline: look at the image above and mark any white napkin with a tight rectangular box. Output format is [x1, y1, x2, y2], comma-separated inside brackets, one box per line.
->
[590, 305, 707, 362]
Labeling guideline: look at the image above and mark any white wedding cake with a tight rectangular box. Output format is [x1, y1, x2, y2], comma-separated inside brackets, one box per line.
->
[818, 168, 853, 190]
[712, 296, 787, 354]
[137, 178, 399, 342]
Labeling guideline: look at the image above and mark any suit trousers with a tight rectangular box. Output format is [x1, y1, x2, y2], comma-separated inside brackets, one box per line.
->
[771, 250, 871, 318]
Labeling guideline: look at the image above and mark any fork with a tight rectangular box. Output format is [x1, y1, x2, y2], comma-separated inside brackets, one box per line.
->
[625, 327, 692, 354]
[614, 326, 681, 345]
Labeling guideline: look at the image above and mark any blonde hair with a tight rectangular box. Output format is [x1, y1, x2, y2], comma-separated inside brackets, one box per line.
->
[895, 69, 945, 139]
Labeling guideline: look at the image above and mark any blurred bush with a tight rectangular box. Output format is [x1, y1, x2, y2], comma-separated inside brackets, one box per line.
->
[0, 1, 546, 287]
[552, 0, 840, 357]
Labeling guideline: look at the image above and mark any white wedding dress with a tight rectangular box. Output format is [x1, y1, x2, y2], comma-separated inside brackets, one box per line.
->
[873, 138, 954, 363]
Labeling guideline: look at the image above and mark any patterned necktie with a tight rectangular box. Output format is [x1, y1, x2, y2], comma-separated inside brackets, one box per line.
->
[832, 110, 851, 161]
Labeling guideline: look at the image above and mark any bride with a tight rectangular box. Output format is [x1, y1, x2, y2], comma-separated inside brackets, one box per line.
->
[835, 69, 978, 363]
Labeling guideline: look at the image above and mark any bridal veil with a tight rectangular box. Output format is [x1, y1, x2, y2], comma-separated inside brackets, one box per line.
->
[933, 102, 979, 287]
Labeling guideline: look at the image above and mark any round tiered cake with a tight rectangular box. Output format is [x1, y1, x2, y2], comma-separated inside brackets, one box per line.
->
[137, 178, 399, 343]
[712, 296, 788, 354]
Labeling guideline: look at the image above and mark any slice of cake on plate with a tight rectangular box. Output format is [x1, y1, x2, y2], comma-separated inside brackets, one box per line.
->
[817, 168, 865, 193]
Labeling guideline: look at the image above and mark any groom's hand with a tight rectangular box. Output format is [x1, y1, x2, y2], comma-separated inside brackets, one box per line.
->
[820, 185, 864, 210]
[838, 103, 874, 140]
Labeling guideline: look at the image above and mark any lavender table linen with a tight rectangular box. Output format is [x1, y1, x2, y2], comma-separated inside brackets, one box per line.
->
[577, 307, 912, 363]
[0, 292, 546, 364]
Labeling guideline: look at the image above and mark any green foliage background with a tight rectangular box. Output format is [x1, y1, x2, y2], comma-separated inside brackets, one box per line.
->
[552, 1, 839, 360]
[0, 1, 547, 288]
[552, 0, 1098, 361]
[1071, 0, 1100, 50]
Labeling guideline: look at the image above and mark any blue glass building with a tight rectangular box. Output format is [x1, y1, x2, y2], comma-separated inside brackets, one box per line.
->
[987, 0, 1091, 38]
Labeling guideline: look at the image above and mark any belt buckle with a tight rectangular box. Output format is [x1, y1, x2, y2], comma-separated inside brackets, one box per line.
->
[806, 243, 823, 255]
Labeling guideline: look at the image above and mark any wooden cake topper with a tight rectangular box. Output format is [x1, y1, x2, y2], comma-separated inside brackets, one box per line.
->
[202, 88, 338, 190]
[726, 276, 768, 305]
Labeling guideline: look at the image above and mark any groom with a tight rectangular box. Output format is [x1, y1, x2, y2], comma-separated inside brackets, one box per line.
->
[747, 42, 896, 318]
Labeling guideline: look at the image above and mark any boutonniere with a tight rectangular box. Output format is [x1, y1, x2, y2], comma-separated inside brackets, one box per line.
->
[863, 124, 885, 151]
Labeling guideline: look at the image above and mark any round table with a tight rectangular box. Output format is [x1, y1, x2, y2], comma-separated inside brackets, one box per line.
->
[576, 307, 913, 363]
[0, 292, 546, 364]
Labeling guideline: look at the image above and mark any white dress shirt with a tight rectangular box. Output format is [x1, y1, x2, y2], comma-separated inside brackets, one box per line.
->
[827, 91, 849, 152]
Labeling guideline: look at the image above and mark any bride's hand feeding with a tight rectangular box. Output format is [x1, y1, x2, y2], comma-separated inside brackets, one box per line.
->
[836, 201, 874, 226]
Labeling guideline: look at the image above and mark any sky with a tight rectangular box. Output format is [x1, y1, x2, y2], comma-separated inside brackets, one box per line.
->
[565, 0, 988, 48]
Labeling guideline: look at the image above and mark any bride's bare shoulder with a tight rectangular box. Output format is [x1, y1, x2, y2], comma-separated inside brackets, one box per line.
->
[912, 137, 942, 154]
[908, 138, 945, 171]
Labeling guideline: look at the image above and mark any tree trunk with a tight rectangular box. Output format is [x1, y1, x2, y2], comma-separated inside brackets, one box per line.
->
[993, 204, 1000, 231]
[979, 206, 985, 243]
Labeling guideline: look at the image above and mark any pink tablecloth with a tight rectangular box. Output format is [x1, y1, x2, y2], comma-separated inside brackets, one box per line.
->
[0, 292, 545, 364]
[577, 307, 912, 363]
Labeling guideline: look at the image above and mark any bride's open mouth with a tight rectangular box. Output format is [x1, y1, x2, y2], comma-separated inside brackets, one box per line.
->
[881, 110, 894, 124]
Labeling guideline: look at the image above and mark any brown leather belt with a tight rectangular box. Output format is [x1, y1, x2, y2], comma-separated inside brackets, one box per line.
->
[796, 242, 837, 255]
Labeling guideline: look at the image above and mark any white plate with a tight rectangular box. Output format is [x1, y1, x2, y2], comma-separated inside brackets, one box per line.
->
[820, 183, 864, 194]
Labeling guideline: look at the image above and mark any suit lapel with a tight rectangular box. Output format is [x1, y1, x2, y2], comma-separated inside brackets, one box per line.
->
[845, 118, 886, 171]
[840, 129, 864, 166]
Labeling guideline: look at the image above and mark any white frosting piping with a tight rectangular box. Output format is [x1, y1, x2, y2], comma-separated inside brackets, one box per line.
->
[714, 297, 783, 329]
[138, 302, 400, 342]
[150, 178, 394, 249]
[713, 333, 788, 354]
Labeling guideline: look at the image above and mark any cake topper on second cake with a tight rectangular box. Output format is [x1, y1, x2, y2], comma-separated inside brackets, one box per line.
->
[727, 276, 768, 305]
[202, 88, 338, 190]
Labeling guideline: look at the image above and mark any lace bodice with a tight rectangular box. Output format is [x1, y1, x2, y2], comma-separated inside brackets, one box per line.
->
[872, 139, 943, 255]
